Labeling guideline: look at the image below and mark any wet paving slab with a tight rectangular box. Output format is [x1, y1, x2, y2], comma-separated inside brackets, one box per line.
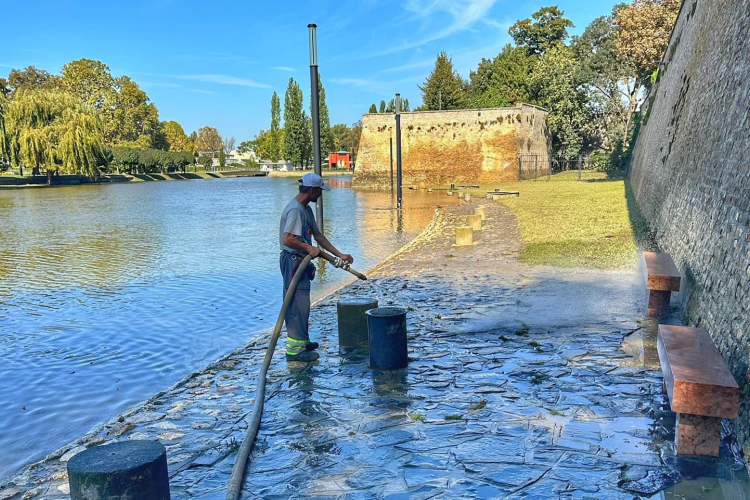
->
[1, 201, 749, 500]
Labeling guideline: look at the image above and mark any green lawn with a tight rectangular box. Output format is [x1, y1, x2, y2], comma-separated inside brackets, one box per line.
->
[450, 171, 650, 269]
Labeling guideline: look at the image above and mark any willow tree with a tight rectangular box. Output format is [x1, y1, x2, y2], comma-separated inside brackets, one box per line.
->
[0, 89, 106, 179]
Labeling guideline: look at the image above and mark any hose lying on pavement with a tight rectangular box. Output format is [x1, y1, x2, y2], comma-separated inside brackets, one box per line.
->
[226, 252, 366, 500]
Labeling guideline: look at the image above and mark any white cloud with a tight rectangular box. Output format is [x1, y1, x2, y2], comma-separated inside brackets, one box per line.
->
[272, 66, 296, 72]
[370, 0, 502, 56]
[171, 74, 270, 88]
[190, 89, 216, 94]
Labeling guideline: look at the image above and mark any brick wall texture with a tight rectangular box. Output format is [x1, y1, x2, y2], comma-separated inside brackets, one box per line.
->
[353, 104, 550, 189]
[629, 0, 750, 454]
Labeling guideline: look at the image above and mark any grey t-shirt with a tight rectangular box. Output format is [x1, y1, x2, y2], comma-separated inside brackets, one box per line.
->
[279, 199, 318, 254]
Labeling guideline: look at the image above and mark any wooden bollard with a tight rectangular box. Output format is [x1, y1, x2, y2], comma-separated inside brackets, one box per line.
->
[455, 226, 473, 246]
[467, 214, 482, 230]
[475, 206, 487, 221]
[68, 441, 170, 500]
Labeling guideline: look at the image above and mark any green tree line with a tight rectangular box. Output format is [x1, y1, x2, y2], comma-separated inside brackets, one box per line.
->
[415, 0, 680, 165]
[242, 76, 363, 168]
[0, 59, 234, 178]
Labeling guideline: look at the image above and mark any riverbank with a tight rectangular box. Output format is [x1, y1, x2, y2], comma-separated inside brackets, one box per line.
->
[1, 200, 748, 499]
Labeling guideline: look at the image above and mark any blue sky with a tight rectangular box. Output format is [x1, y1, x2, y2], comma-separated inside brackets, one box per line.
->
[2, 1, 622, 143]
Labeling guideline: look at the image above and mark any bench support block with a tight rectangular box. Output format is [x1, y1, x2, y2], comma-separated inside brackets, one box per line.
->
[676, 413, 721, 457]
[648, 290, 672, 317]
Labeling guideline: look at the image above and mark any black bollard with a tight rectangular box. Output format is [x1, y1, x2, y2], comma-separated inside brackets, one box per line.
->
[68, 440, 170, 500]
[337, 298, 379, 350]
[366, 307, 408, 370]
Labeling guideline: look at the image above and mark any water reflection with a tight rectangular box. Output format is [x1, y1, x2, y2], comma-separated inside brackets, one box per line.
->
[0, 177, 451, 480]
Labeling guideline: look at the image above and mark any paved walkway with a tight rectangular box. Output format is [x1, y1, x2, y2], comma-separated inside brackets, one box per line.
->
[1, 202, 747, 500]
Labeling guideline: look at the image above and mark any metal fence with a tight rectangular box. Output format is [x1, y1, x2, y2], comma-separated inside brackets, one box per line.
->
[518, 154, 588, 181]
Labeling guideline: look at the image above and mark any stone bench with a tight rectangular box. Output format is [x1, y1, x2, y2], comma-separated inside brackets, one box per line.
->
[657, 324, 739, 456]
[644, 252, 681, 316]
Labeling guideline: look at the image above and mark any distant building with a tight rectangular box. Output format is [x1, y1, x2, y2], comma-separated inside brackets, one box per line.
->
[259, 160, 293, 172]
[328, 151, 351, 169]
[226, 149, 258, 165]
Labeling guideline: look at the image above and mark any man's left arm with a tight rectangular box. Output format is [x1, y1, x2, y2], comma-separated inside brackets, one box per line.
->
[312, 230, 354, 265]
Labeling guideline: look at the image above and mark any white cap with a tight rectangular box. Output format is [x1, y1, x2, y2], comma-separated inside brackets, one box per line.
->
[300, 172, 330, 190]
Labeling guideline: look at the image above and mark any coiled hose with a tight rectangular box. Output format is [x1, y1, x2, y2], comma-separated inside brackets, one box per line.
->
[226, 251, 365, 500]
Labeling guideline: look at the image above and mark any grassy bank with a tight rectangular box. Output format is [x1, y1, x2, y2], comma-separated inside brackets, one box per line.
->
[446, 171, 650, 269]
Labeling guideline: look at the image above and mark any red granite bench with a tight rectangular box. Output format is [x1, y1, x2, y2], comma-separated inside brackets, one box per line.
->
[645, 252, 681, 316]
[657, 324, 739, 456]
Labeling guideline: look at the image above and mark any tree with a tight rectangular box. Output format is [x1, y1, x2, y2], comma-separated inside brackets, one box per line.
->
[349, 121, 362, 163]
[379, 100, 386, 113]
[198, 155, 212, 170]
[419, 52, 466, 110]
[317, 75, 333, 156]
[0, 89, 107, 180]
[402, 99, 410, 112]
[331, 123, 351, 152]
[219, 149, 227, 168]
[270, 91, 281, 161]
[60, 59, 115, 111]
[467, 44, 532, 108]
[223, 137, 235, 154]
[301, 111, 312, 168]
[368, 103, 377, 113]
[283, 78, 305, 167]
[613, 0, 681, 83]
[7, 66, 59, 94]
[163, 120, 193, 152]
[195, 126, 223, 158]
[509, 6, 575, 56]
[530, 45, 592, 157]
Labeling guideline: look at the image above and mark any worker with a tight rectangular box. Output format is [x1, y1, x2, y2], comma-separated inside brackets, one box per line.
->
[279, 172, 354, 362]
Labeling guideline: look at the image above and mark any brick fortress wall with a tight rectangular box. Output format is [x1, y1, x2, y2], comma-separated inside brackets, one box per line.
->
[628, 0, 750, 454]
[353, 104, 550, 189]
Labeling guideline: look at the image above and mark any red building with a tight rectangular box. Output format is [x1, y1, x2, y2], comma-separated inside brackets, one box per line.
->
[328, 151, 351, 169]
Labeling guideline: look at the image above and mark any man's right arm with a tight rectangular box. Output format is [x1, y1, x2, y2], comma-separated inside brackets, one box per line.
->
[282, 232, 320, 257]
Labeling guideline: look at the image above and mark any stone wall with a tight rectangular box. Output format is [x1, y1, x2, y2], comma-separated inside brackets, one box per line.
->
[353, 104, 550, 189]
[629, 0, 750, 454]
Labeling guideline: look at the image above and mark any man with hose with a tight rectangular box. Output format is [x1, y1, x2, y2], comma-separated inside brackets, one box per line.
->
[280, 173, 354, 362]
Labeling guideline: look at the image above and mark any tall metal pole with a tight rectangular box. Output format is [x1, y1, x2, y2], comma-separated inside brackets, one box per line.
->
[389, 135, 394, 194]
[395, 93, 403, 209]
[308, 23, 324, 234]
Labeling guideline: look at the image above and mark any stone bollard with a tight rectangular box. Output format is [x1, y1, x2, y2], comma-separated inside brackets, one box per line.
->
[464, 193, 471, 202]
[458, 192, 464, 199]
[467, 214, 482, 230]
[455, 226, 473, 246]
[366, 307, 408, 370]
[447, 190, 454, 196]
[427, 188, 432, 193]
[68, 441, 170, 500]
[337, 298, 378, 349]
[475, 205, 487, 221]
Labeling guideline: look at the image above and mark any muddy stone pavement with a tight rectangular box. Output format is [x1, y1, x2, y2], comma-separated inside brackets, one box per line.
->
[2, 202, 748, 500]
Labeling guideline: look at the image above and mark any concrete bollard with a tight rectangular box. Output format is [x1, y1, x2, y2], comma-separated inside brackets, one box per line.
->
[458, 192, 464, 199]
[366, 307, 408, 370]
[475, 205, 487, 221]
[455, 226, 473, 246]
[427, 188, 432, 193]
[337, 298, 378, 349]
[464, 193, 471, 202]
[68, 441, 170, 500]
[447, 190, 454, 196]
[467, 214, 482, 230]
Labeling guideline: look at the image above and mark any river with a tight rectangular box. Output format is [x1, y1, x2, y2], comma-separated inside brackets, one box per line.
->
[0, 176, 454, 480]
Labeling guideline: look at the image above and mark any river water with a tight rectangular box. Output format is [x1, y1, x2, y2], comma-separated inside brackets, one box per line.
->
[0, 176, 453, 480]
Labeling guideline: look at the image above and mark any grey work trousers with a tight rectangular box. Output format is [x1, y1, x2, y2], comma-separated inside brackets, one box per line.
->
[280, 251, 312, 342]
